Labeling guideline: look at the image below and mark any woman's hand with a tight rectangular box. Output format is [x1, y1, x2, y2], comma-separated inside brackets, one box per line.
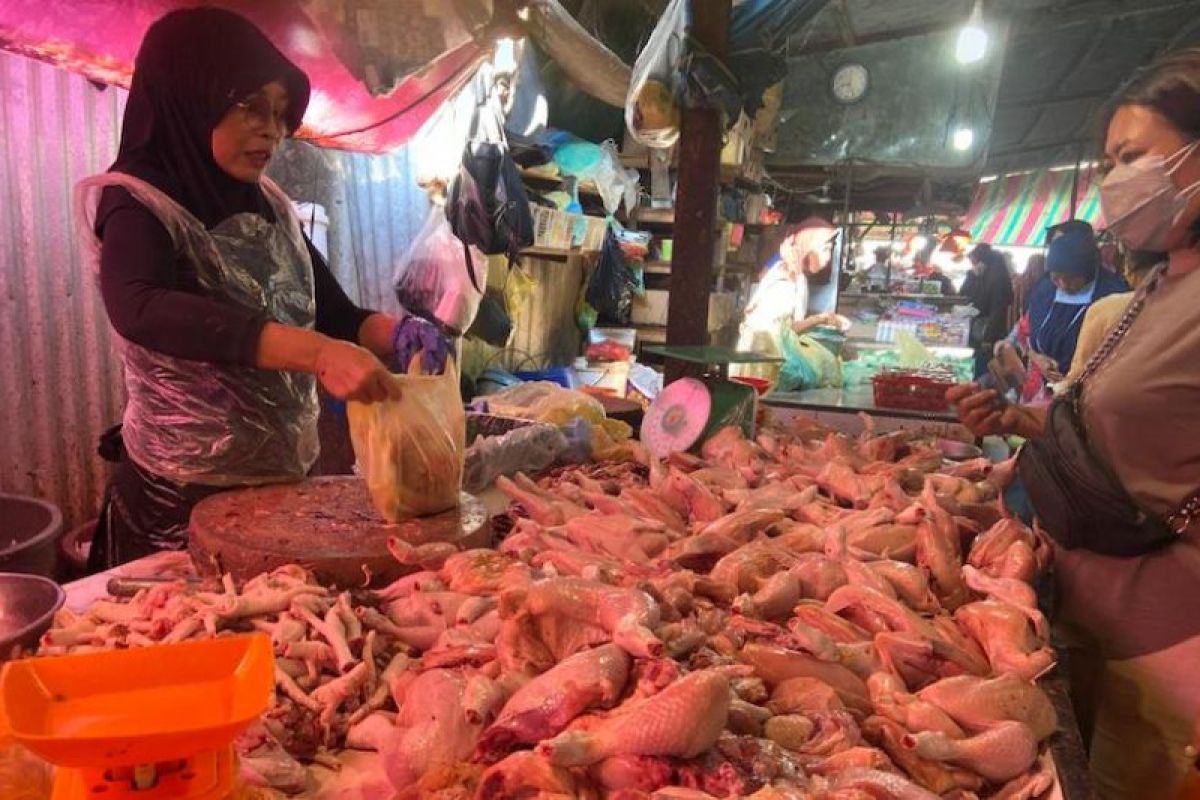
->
[1028, 352, 1063, 383]
[313, 339, 399, 403]
[947, 383, 1044, 438]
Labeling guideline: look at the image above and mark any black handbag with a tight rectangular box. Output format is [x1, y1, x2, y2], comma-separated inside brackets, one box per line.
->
[1017, 264, 1199, 556]
[445, 100, 534, 289]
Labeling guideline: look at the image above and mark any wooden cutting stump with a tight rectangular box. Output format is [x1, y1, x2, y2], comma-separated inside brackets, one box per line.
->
[189, 477, 489, 587]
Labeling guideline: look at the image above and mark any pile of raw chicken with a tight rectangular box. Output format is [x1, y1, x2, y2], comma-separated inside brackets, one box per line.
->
[43, 416, 1059, 799]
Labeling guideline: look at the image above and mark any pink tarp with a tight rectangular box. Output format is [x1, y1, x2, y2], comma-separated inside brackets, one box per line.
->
[0, 0, 487, 153]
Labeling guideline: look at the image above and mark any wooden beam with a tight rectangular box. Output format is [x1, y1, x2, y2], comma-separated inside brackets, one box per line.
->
[665, 0, 731, 382]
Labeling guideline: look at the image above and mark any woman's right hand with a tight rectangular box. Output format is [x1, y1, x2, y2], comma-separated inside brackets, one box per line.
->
[313, 339, 399, 403]
[947, 383, 1024, 437]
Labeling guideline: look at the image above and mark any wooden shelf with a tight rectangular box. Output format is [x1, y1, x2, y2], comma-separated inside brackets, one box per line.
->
[521, 246, 584, 260]
[642, 260, 672, 275]
[632, 206, 676, 225]
[631, 323, 668, 344]
[519, 168, 603, 199]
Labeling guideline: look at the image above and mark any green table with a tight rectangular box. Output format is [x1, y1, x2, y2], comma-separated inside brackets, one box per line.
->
[640, 345, 782, 380]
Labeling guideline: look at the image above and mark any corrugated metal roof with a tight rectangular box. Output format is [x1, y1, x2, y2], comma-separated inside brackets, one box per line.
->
[0, 50, 428, 531]
[0, 50, 127, 530]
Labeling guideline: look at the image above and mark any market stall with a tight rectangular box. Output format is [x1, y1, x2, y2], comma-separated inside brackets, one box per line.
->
[17, 0, 1200, 798]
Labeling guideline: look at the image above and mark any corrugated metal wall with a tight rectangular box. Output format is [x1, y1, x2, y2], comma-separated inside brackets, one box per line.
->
[0, 51, 127, 533]
[0, 51, 427, 530]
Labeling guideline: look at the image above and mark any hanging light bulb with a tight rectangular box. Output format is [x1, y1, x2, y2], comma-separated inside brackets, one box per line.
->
[953, 127, 975, 151]
[956, 1, 988, 65]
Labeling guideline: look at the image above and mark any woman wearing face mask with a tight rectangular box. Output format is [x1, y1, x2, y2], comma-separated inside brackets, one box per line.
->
[78, 9, 449, 569]
[948, 49, 1200, 797]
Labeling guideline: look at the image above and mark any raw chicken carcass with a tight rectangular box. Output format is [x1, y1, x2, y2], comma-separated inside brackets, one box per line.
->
[903, 720, 1040, 784]
[475, 750, 579, 800]
[916, 674, 1057, 740]
[538, 670, 731, 765]
[867, 672, 965, 738]
[476, 643, 631, 760]
[506, 577, 663, 659]
[740, 642, 872, 714]
[382, 669, 484, 791]
[954, 601, 1055, 681]
[496, 473, 588, 525]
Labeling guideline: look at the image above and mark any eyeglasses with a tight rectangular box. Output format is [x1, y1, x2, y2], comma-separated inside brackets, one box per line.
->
[233, 93, 291, 133]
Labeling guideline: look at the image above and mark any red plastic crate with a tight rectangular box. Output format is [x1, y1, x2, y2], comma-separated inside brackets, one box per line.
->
[871, 368, 956, 412]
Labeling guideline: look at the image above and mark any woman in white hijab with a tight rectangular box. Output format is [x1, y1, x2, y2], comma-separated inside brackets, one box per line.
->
[732, 217, 837, 379]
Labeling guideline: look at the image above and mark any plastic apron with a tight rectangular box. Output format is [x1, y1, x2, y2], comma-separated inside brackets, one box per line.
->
[75, 173, 320, 489]
[731, 268, 805, 382]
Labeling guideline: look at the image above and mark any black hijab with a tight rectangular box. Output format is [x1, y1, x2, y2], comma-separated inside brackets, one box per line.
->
[110, 8, 310, 229]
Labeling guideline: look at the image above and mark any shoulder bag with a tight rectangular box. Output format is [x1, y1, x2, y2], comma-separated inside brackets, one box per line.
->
[1017, 264, 1200, 556]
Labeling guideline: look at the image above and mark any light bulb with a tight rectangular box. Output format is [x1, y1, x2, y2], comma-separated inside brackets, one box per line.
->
[953, 127, 975, 151]
[956, 2, 988, 64]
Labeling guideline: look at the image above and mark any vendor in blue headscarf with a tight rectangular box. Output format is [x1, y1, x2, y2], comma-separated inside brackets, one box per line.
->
[1025, 227, 1128, 379]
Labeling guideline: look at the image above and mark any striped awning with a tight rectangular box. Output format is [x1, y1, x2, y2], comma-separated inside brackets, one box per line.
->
[966, 167, 1105, 246]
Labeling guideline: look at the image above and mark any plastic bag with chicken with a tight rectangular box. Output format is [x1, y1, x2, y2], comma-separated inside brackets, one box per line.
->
[348, 360, 465, 521]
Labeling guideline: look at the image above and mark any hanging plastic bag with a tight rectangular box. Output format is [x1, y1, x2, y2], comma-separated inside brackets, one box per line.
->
[592, 140, 642, 216]
[466, 288, 513, 347]
[778, 327, 842, 392]
[394, 207, 488, 336]
[504, 264, 537, 326]
[585, 224, 637, 325]
[347, 360, 465, 522]
[625, 0, 687, 148]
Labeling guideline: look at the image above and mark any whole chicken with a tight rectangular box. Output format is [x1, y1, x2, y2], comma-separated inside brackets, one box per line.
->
[504, 577, 663, 659]
[903, 720, 1040, 783]
[476, 643, 631, 760]
[537, 670, 730, 766]
[382, 669, 483, 791]
[916, 674, 1057, 740]
[954, 601, 1055, 681]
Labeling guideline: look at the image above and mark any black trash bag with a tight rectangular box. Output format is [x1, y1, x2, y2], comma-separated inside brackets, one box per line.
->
[465, 288, 513, 347]
[585, 225, 637, 325]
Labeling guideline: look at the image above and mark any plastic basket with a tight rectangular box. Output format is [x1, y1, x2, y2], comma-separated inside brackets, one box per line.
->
[871, 369, 956, 412]
[531, 205, 574, 249]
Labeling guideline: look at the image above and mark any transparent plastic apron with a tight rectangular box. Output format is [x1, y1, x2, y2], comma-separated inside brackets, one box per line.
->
[75, 173, 319, 487]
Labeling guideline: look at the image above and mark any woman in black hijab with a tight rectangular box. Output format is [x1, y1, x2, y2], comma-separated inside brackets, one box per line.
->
[82, 8, 442, 569]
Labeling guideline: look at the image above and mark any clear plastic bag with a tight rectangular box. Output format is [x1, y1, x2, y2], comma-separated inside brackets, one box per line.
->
[592, 140, 641, 216]
[394, 206, 488, 335]
[462, 423, 569, 493]
[347, 360, 465, 522]
[625, 0, 687, 148]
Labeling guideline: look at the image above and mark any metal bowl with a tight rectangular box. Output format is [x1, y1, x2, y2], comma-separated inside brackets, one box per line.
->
[0, 573, 65, 662]
[935, 438, 984, 461]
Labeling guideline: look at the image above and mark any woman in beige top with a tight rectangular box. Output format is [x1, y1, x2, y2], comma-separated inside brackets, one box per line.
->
[950, 49, 1200, 798]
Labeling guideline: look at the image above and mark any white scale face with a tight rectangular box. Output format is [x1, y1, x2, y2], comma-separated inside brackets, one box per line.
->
[831, 63, 870, 104]
[642, 378, 712, 459]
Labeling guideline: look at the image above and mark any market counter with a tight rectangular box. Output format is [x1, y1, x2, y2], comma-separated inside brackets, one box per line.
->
[765, 386, 972, 440]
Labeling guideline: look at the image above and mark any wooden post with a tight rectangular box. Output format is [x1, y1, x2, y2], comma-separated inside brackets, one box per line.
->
[665, 0, 732, 383]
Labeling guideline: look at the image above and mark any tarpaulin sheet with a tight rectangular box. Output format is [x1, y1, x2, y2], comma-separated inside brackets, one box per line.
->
[966, 166, 1105, 247]
[0, 0, 487, 153]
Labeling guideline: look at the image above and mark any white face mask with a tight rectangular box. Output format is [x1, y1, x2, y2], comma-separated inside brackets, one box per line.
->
[1100, 140, 1200, 252]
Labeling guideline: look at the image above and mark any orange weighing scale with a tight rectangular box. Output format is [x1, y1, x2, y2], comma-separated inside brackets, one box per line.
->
[0, 635, 273, 799]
